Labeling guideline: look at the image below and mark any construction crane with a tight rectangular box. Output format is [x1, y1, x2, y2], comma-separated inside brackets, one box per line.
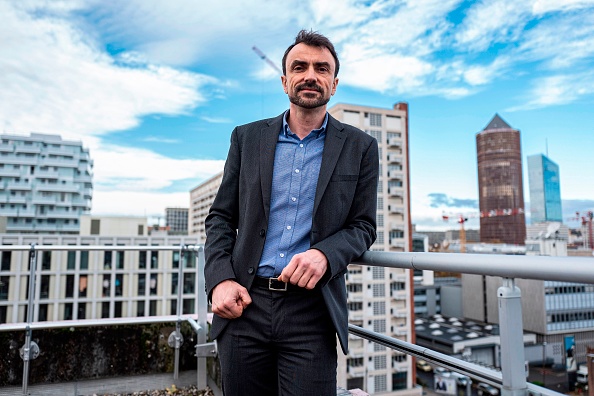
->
[442, 213, 471, 253]
[252, 46, 282, 75]
[567, 211, 594, 250]
[442, 208, 526, 253]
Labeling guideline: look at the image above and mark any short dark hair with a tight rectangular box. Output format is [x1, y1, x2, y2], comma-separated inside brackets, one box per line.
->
[282, 30, 340, 77]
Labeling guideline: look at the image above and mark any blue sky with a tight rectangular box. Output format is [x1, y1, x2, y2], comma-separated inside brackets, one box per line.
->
[1, 0, 593, 231]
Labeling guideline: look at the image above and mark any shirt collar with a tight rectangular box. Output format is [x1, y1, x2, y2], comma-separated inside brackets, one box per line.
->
[282, 110, 328, 139]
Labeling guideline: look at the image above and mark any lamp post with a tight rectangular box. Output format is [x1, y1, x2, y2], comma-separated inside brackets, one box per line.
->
[542, 341, 547, 387]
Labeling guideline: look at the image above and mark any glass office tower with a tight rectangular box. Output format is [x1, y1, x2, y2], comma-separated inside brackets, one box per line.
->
[527, 154, 562, 223]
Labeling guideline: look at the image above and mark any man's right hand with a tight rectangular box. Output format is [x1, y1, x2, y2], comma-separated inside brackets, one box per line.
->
[211, 279, 252, 319]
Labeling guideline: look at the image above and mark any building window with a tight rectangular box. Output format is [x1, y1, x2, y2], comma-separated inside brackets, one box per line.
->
[101, 301, 110, 318]
[137, 301, 145, 317]
[184, 273, 196, 294]
[372, 284, 385, 297]
[114, 302, 122, 318]
[172, 251, 180, 268]
[183, 298, 195, 314]
[149, 300, 157, 316]
[64, 303, 73, 320]
[80, 249, 89, 270]
[90, 219, 100, 235]
[0, 276, 8, 300]
[374, 355, 387, 370]
[139, 248, 147, 269]
[0, 306, 6, 324]
[138, 274, 146, 296]
[373, 301, 385, 315]
[67, 250, 76, 270]
[79, 275, 88, 297]
[373, 319, 386, 333]
[102, 276, 111, 297]
[65, 275, 74, 298]
[1, 249, 11, 271]
[150, 274, 158, 295]
[374, 374, 387, 392]
[170, 299, 177, 315]
[78, 303, 86, 320]
[372, 267, 384, 279]
[41, 250, 51, 270]
[115, 274, 123, 296]
[116, 250, 125, 269]
[104, 250, 112, 269]
[40, 275, 50, 299]
[392, 372, 407, 390]
[150, 250, 158, 269]
[39, 304, 48, 321]
[374, 343, 386, 352]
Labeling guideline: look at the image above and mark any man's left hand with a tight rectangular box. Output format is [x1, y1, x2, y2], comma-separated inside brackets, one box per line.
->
[278, 249, 328, 289]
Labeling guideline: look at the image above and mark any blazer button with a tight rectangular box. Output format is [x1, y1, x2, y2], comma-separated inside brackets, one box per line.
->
[259, 229, 266, 237]
[248, 267, 254, 274]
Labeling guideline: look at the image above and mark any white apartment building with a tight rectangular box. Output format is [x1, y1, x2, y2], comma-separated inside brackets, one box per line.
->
[330, 103, 414, 395]
[189, 172, 223, 242]
[0, 216, 198, 324]
[0, 133, 93, 234]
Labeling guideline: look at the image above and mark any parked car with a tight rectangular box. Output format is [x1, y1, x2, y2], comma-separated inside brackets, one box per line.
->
[416, 360, 432, 372]
[477, 382, 499, 396]
[433, 366, 450, 376]
[450, 372, 472, 387]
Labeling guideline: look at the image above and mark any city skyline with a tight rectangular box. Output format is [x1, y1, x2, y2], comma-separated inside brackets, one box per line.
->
[1, 1, 593, 231]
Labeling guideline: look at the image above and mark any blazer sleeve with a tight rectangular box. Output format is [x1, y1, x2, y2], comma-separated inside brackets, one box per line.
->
[311, 135, 379, 284]
[204, 127, 241, 297]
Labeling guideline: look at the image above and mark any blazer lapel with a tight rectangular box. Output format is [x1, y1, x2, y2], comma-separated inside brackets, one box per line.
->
[314, 115, 346, 215]
[259, 114, 284, 222]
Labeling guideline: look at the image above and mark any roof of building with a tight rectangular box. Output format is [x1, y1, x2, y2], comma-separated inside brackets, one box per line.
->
[483, 114, 512, 130]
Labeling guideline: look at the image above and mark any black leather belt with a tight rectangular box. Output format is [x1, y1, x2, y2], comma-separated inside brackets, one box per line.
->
[253, 277, 306, 292]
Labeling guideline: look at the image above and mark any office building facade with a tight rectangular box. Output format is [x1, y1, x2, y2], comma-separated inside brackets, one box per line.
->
[0, 230, 198, 324]
[0, 133, 92, 234]
[476, 114, 526, 245]
[189, 172, 223, 242]
[330, 103, 414, 394]
[527, 154, 562, 223]
[165, 207, 189, 235]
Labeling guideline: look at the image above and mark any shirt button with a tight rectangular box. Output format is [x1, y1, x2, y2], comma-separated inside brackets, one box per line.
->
[259, 229, 266, 237]
[300, 144, 304, 148]
[279, 253, 285, 258]
[291, 197, 297, 202]
[295, 169, 299, 173]
[287, 226, 291, 230]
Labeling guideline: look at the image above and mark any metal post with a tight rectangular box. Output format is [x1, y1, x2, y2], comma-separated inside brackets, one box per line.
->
[173, 245, 186, 380]
[196, 246, 208, 390]
[22, 244, 37, 395]
[498, 278, 527, 396]
[542, 342, 547, 387]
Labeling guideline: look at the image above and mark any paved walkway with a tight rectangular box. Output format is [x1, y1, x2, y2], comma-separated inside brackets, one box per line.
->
[0, 370, 222, 396]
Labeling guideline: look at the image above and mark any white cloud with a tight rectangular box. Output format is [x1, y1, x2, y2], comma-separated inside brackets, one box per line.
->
[92, 191, 191, 217]
[142, 137, 180, 144]
[455, 0, 531, 51]
[200, 116, 233, 124]
[508, 72, 594, 110]
[532, 0, 594, 14]
[0, 2, 218, 139]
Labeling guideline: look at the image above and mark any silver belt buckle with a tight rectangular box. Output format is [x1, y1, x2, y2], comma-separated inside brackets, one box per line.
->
[268, 277, 288, 291]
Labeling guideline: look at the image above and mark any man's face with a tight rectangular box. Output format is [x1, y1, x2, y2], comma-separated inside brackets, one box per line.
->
[281, 43, 339, 110]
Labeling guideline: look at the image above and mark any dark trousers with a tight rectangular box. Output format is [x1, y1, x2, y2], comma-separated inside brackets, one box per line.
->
[217, 282, 338, 396]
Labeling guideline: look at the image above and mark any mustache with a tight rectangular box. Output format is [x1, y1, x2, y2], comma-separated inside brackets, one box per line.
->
[297, 83, 322, 93]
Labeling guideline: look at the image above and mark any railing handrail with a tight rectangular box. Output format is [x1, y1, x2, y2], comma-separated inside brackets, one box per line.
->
[0, 244, 201, 252]
[358, 251, 594, 283]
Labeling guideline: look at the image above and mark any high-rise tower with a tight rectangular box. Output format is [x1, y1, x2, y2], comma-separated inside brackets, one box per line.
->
[476, 114, 526, 245]
[527, 154, 562, 223]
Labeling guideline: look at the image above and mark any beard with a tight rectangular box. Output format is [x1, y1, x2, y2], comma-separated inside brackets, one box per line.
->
[288, 83, 330, 109]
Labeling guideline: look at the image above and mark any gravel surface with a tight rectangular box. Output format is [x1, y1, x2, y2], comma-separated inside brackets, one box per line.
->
[94, 385, 214, 396]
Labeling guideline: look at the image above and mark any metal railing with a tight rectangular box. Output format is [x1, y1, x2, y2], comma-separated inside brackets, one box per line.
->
[0, 244, 215, 396]
[1, 245, 593, 396]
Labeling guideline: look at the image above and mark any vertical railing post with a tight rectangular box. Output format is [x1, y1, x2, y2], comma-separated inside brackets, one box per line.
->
[196, 246, 208, 390]
[173, 245, 186, 380]
[22, 244, 37, 395]
[498, 278, 527, 396]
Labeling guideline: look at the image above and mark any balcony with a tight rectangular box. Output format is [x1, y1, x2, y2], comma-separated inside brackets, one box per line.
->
[6, 182, 32, 191]
[1, 245, 592, 396]
[36, 182, 80, 193]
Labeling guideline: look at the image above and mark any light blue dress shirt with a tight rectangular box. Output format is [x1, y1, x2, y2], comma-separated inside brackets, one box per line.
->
[256, 111, 328, 277]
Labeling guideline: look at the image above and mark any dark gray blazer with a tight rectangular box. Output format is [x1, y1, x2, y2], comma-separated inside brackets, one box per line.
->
[204, 112, 378, 354]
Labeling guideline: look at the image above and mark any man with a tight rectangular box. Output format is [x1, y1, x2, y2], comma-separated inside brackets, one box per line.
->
[205, 30, 378, 395]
